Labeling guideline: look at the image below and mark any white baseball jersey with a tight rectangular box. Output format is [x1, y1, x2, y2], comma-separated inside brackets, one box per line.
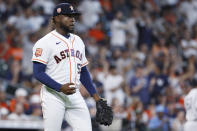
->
[32, 30, 88, 88]
[184, 88, 197, 121]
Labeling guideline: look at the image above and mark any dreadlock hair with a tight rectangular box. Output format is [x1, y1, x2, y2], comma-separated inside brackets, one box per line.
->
[49, 17, 56, 31]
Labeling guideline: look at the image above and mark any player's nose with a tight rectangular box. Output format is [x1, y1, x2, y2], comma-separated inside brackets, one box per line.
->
[71, 17, 75, 23]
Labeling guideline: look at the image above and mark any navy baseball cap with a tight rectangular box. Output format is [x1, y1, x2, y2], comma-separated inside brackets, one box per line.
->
[53, 3, 80, 17]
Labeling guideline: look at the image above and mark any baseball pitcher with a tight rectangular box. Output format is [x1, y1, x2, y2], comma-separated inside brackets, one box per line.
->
[32, 3, 113, 131]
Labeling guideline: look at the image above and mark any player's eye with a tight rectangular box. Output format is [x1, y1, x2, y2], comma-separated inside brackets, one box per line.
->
[64, 14, 73, 18]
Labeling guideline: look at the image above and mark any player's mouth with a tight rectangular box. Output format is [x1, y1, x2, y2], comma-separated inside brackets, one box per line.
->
[70, 24, 74, 28]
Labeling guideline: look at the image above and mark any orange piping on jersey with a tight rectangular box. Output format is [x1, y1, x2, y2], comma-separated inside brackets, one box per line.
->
[71, 37, 77, 85]
[32, 59, 47, 64]
[51, 33, 72, 83]
[81, 61, 89, 67]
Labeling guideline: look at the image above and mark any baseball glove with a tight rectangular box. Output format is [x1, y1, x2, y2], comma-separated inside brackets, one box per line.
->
[96, 98, 113, 126]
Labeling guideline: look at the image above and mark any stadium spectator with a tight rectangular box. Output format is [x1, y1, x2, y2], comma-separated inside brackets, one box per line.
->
[130, 64, 150, 106]
[148, 105, 170, 131]
[103, 64, 125, 106]
[0, 32, 10, 61]
[8, 103, 29, 120]
[126, 8, 140, 48]
[9, 88, 29, 113]
[172, 110, 185, 131]
[22, 32, 39, 75]
[0, 107, 9, 120]
[110, 10, 127, 49]
[78, 0, 102, 28]
[0, 90, 9, 110]
[28, 94, 42, 120]
[6, 60, 24, 85]
[149, 62, 169, 103]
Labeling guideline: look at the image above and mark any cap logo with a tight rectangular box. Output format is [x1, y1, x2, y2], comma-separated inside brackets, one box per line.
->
[57, 8, 61, 13]
[70, 5, 74, 11]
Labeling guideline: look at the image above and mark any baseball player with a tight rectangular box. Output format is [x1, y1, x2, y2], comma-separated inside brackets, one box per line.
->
[32, 3, 113, 131]
[184, 81, 197, 131]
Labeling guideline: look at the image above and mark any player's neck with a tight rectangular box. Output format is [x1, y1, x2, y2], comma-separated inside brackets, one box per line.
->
[56, 28, 70, 37]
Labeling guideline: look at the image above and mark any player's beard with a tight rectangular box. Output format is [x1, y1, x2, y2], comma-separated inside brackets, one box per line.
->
[60, 23, 74, 33]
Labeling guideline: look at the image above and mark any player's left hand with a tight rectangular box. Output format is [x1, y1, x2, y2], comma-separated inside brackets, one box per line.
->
[95, 98, 113, 126]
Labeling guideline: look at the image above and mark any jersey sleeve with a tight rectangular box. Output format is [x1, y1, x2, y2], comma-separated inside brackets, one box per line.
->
[32, 40, 50, 65]
[81, 42, 89, 67]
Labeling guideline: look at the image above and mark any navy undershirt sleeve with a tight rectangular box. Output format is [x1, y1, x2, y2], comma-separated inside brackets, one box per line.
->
[80, 66, 97, 96]
[33, 62, 61, 92]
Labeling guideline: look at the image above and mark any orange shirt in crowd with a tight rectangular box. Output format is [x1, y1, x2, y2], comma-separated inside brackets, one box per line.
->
[152, 44, 168, 57]
[89, 29, 105, 42]
[164, 13, 176, 25]
[99, 0, 112, 11]
[9, 99, 29, 112]
[179, 97, 184, 107]
[0, 102, 9, 110]
[0, 43, 10, 61]
[6, 47, 23, 61]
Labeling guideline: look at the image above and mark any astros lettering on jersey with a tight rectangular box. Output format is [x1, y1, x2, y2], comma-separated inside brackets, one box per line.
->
[32, 30, 88, 88]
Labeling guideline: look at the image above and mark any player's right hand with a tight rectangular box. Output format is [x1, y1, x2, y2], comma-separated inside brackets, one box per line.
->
[60, 83, 76, 95]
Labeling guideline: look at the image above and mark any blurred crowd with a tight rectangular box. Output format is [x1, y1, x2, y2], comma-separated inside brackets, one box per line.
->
[0, 0, 197, 131]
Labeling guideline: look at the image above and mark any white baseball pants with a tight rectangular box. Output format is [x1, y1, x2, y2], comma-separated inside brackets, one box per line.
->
[184, 121, 197, 131]
[40, 86, 92, 131]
